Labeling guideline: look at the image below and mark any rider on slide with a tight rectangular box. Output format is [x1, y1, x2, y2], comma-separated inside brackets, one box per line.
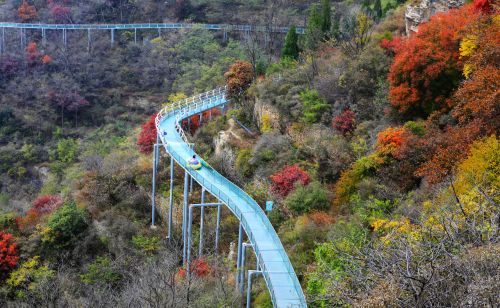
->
[188, 155, 203, 170]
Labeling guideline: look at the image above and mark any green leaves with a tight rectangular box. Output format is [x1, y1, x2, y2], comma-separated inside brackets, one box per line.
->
[299, 89, 329, 124]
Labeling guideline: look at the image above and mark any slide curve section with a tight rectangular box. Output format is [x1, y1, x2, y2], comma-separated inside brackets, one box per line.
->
[155, 88, 307, 307]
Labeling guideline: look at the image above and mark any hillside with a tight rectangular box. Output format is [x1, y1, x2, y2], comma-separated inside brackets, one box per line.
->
[1, 0, 499, 307]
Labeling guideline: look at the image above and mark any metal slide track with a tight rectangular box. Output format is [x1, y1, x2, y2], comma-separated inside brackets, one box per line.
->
[0, 22, 305, 34]
[155, 88, 307, 307]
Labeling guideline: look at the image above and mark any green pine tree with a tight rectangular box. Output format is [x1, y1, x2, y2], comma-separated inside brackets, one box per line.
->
[373, 0, 383, 19]
[305, 4, 323, 50]
[282, 26, 300, 60]
[320, 0, 332, 34]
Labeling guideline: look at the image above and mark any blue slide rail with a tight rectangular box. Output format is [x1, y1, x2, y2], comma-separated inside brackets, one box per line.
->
[155, 88, 307, 307]
[0, 22, 305, 34]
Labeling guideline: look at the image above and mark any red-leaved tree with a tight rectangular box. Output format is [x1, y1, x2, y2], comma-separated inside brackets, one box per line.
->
[0, 232, 19, 278]
[48, 0, 72, 22]
[270, 165, 310, 198]
[137, 114, 157, 154]
[388, 6, 478, 116]
[33, 195, 63, 214]
[332, 109, 356, 136]
[18, 0, 37, 22]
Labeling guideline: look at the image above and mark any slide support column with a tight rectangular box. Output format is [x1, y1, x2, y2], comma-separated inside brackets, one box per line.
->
[151, 134, 160, 227]
[182, 170, 189, 266]
[246, 270, 262, 308]
[236, 221, 243, 289]
[215, 204, 221, 254]
[167, 155, 174, 241]
[199, 188, 206, 256]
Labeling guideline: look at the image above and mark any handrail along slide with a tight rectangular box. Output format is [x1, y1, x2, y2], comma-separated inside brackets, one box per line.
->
[155, 88, 307, 307]
[0, 22, 305, 34]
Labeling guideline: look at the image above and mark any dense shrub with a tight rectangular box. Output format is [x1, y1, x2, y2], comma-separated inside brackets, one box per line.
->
[137, 113, 157, 154]
[32, 195, 63, 214]
[299, 89, 329, 124]
[80, 256, 123, 285]
[0, 232, 19, 278]
[285, 182, 330, 215]
[332, 109, 356, 136]
[42, 202, 88, 249]
[270, 165, 310, 198]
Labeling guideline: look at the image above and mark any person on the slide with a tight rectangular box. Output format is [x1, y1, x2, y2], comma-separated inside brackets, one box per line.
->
[188, 155, 202, 170]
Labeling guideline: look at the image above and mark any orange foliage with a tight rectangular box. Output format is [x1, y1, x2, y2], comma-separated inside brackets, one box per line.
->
[308, 212, 334, 226]
[18, 0, 37, 22]
[224, 60, 254, 99]
[376, 127, 405, 157]
[388, 5, 479, 116]
[42, 54, 52, 64]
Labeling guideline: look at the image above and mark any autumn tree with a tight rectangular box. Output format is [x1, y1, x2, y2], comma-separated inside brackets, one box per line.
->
[33, 195, 63, 214]
[48, 0, 72, 22]
[388, 6, 477, 116]
[333, 109, 356, 136]
[270, 165, 311, 198]
[0, 232, 19, 278]
[18, 0, 37, 22]
[137, 113, 158, 154]
[224, 60, 254, 99]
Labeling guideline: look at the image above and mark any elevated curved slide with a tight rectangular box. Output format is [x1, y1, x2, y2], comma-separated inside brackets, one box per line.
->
[155, 88, 307, 307]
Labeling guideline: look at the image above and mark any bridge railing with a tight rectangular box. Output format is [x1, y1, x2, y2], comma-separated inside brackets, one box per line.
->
[156, 89, 306, 306]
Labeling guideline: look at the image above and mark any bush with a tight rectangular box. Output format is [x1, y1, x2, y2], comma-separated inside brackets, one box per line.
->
[42, 203, 88, 249]
[299, 89, 329, 124]
[0, 232, 19, 278]
[137, 113, 157, 154]
[80, 256, 122, 285]
[6, 256, 54, 298]
[270, 165, 310, 198]
[285, 182, 330, 215]
[57, 138, 78, 163]
[235, 149, 254, 178]
[132, 235, 161, 255]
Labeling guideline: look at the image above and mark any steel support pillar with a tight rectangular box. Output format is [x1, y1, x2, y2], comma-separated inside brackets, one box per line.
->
[111, 29, 114, 45]
[236, 221, 244, 289]
[87, 29, 91, 52]
[187, 204, 194, 274]
[215, 203, 221, 254]
[134, 28, 137, 44]
[167, 155, 174, 242]
[198, 188, 206, 256]
[223, 30, 228, 42]
[41, 28, 46, 46]
[158, 28, 161, 38]
[246, 270, 262, 308]
[182, 170, 189, 266]
[240, 243, 253, 293]
[19, 28, 23, 50]
[151, 135, 160, 227]
[1, 28, 5, 54]
[62, 28, 67, 47]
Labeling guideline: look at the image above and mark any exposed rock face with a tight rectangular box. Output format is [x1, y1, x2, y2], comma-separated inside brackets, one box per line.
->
[405, 0, 465, 34]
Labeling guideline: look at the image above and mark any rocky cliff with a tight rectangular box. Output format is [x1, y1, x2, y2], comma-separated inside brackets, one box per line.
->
[405, 0, 465, 34]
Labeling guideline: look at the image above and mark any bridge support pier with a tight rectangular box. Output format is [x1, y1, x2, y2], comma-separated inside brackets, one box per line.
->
[111, 29, 115, 46]
[134, 28, 137, 44]
[62, 28, 67, 47]
[1, 28, 4, 54]
[151, 134, 160, 227]
[87, 29, 91, 52]
[41, 28, 46, 46]
[246, 270, 262, 308]
[223, 30, 228, 43]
